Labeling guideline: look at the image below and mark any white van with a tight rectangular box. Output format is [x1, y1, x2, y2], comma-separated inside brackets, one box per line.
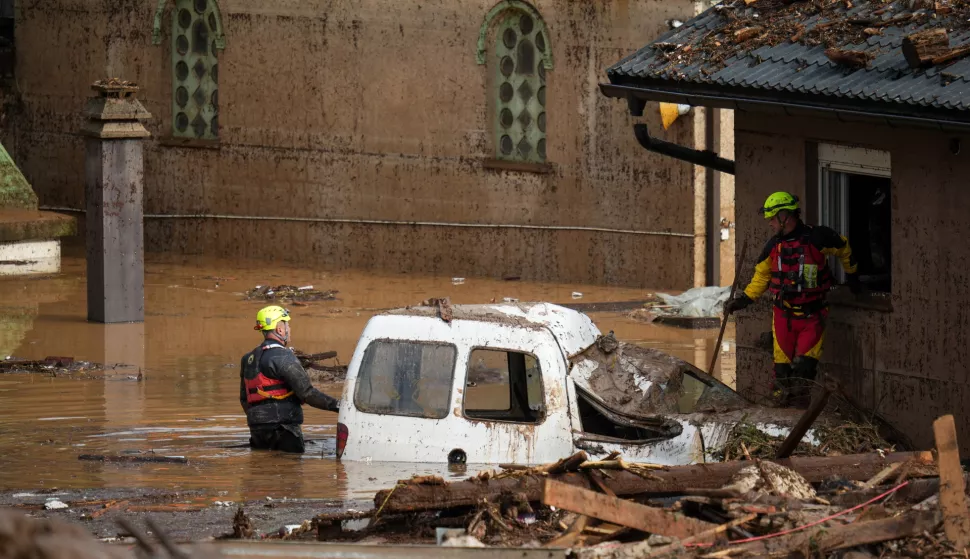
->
[336, 303, 823, 465]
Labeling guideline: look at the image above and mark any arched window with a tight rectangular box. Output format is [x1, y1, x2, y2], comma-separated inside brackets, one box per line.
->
[169, 0, 223, 140]
[479, 2, 552, 164]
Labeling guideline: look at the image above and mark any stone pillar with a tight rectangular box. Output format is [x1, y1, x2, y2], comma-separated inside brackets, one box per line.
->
[82, 79, 151, 323]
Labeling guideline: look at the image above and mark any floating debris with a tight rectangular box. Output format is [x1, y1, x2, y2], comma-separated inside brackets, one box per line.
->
[0, 356, 102, 376]
[246, 285, 337, 303]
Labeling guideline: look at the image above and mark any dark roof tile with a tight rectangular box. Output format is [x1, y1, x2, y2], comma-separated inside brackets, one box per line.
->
[607, 0, 970, 114]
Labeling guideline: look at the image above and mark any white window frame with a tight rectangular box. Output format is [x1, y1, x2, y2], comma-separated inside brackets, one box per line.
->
[817, 144, 891, 284]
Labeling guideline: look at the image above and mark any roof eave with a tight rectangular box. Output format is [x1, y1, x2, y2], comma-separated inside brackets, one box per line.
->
[600, 80, 970, 133]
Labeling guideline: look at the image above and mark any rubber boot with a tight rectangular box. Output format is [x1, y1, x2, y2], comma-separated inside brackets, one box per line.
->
[790, 356, 819, 410]
[772, 364, 794, 407]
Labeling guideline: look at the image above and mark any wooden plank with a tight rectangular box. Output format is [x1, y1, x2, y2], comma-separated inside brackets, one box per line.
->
[861, 462, 902, 490]
[730, 509, 940, 556]
[542, 480, 715, 540]
[375, 451, 935, 514]
[934, 414, 970, 549]
[545, 514, 588, 548]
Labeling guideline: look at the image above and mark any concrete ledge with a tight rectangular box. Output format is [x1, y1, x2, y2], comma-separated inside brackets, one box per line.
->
[0, 239, 59, 275]
[0, 209, 76, 243]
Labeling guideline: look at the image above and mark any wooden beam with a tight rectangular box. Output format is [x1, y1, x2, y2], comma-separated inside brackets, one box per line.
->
[374, 451, 935, 514]
[932, 45, 970, 67]
[729, 509, 940, 555]
[933, 414, 970, 549]
[542, 480, 715, 540]
[902, 28, 949, 68]
[775, 382, 832, 459]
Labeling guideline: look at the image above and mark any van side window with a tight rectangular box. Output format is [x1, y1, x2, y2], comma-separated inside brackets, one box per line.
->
[464, 349, 543, 423]
[354, 341, 456, 419]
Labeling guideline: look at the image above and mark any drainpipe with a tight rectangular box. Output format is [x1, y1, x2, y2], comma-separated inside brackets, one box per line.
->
[705, 109, 720, 287]
[633, 123, 735, 174]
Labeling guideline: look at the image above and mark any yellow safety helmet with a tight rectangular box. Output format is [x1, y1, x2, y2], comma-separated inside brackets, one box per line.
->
[254, 305, 291, 331]
[759, 191, 800, 219]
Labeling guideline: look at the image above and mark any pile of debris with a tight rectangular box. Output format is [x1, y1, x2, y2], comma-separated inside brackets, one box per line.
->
[0, 356, 102, 376]
[654, 0, 970, 75]
[292, 415, 966, 558]
[711, 419, 892, 461]
[246, 285, 337, 304]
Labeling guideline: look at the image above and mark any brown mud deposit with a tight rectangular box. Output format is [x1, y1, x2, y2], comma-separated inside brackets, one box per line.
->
[574, 338, 748, 417]
[0, 247, 732, 509]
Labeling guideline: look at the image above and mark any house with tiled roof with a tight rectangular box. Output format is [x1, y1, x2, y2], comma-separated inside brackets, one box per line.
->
[603, 0, 970, 449]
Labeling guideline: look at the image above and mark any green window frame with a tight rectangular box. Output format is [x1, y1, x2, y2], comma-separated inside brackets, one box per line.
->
[492, 9, 548, 163]
[171, 0, 222, 139]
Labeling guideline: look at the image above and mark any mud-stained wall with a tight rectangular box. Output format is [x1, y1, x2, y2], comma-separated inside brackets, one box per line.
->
[733, 110, 970, 452]
[4, 0, 708, 288]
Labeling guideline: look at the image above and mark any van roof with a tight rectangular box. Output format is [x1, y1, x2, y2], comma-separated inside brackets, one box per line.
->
[383, 302, 601, 358]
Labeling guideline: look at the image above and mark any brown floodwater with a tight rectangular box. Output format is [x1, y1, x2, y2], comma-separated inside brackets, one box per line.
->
[0, 250, 734, 503]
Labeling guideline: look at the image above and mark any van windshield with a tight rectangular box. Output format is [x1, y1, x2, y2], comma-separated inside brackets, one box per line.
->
[353, 340, 457, 419]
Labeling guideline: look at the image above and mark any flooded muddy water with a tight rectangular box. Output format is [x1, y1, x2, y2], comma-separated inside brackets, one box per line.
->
[0, 248, 734, 503]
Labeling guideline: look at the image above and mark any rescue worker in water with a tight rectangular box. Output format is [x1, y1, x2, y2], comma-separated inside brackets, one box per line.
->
[724, 192, 862, 409]
[240, 305, 340, 453]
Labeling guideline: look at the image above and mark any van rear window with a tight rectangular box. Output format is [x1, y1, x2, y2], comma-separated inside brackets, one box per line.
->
[353, 340, 457, 419]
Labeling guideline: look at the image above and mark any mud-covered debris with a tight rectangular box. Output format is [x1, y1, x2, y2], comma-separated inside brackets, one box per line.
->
[0, 508, 131, 558]
[292, 349, 347, 383]
[722, 460, 816, 499]
[825, 47, 872, 68]
[246, 285, 337, 303]
[648, 0, 970, 76]
[595, 332, 618, 354]
[441, 534, 485, 547]
[0, 356, 102, 376]
[712, 420, 894, 462]
[78, 454, 188, 465]
[232, 507, 255, 539]
[420, 297, 453, 322]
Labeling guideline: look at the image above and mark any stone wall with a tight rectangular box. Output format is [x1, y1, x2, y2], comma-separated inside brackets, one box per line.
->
[3, 0, 723, 287]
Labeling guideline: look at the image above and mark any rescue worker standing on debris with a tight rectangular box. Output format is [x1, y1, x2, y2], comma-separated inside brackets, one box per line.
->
[240, 305, 340, 453]
[724, 192, 861, 409]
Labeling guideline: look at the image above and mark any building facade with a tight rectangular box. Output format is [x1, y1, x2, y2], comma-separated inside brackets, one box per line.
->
[0, 0, 735, 288]
[603, 0, 970, 450]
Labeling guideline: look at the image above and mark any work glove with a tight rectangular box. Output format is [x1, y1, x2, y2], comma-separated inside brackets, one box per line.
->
[845, 273, 863, 295]
[724, 294, 753, 315]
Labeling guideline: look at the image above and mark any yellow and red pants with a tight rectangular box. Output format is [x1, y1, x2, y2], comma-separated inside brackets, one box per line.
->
[771, 306, 825, 407]
[771, 306, 826, 364]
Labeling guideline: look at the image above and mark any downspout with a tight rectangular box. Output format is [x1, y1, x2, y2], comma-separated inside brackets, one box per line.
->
[631, 121, 733, 287]
[633, 124, 735, 175]
[705, 109, 721, 287]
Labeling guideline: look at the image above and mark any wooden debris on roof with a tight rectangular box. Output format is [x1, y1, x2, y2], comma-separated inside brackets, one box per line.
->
[902, 28, 950, 68]
[824, 47, 872, 68]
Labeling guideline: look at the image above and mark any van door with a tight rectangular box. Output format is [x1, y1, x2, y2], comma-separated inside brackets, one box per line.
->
[457, 328, 573, 464]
